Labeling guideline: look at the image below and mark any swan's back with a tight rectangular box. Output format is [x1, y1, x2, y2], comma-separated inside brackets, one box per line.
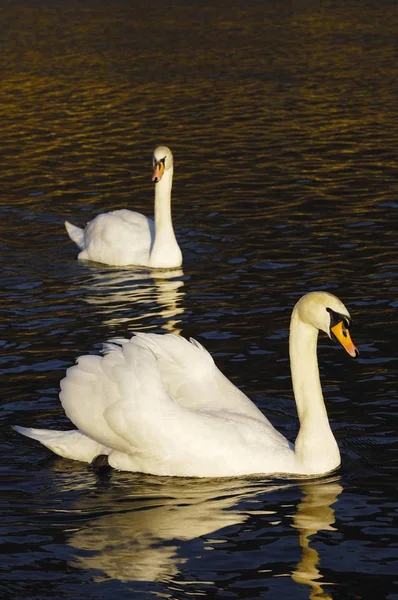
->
[58, 333, 291, 476]
[74, 210, 154, 266]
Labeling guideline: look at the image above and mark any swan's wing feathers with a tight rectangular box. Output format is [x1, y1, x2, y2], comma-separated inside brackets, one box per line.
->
[132, 333, 216, 405]
[111, 209, 154, 233]
[74, 354, 104, 377]
[102, 345, 170, 455]
[102, 338, 129, 355]
[130, 333, 267, 422]
[79, 211, 154, 266]
[59, 338, 170, 456]
[60, 351, 129, 452]
[133, 332, 214, 369]
[16, 332, 292, 476]
[189, 337, 208, 353]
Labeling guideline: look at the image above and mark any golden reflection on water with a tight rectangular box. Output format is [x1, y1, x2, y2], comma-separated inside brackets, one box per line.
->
[291, 481, 342, 600]
[67, 475, 341, 596]
[69, 477, 259, 582]
[82, 266, 185, 335]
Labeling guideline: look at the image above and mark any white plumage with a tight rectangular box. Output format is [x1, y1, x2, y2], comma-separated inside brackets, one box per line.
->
[65, 146, 182, 268]
[14, 292, 358, 478]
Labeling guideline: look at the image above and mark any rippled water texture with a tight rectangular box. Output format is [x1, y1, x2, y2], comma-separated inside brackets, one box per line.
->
[1, 0, 397, 598]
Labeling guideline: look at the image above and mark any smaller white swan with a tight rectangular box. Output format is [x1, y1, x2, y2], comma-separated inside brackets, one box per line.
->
[14, 292, 358, 478]
[65, 146, 182, 268]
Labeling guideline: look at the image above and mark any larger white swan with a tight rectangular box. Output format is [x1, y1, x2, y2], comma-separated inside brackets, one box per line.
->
[65, 146, 182, 268]
[14, 292, 358, 478]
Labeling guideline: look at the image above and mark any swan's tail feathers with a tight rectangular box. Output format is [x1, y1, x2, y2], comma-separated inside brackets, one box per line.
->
[13, 425, 109, 463]
[65, 221, 85, 250]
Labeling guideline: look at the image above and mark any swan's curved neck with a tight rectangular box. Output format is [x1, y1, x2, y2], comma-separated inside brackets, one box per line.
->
[289, 309, 340, 473]
[149, 167, 182, 268]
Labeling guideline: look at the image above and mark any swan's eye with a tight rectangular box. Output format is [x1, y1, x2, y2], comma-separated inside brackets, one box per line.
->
[326, 308, 351, 329]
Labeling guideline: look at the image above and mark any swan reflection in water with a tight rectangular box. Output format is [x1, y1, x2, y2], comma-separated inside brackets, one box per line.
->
[67, 473, 341, 597]
[291, 480, 342, 600]
[81, 266, 185, 335]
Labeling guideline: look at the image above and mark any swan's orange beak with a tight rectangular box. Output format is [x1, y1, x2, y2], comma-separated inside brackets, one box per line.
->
[152, 161, 165, 183]
[331, 321, 358, 357]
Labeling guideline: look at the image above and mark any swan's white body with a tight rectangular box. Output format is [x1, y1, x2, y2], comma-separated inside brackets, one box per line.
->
[15, 292, 357, 478]
[65, 146, 182, 268]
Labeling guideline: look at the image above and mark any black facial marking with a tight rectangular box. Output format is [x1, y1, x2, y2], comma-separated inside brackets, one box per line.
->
[326, 307, 351, 328]
[153, 156, 166, 168]
[326, 307, 351, 342]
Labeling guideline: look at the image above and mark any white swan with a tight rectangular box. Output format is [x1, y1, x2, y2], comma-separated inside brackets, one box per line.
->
[14, 292, 358, 478]
[65, 146, 182, 268]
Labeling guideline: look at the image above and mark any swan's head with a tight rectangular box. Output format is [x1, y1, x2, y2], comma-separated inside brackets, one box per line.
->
[152, 146, 173, 183]
[295, 291, 358, 357]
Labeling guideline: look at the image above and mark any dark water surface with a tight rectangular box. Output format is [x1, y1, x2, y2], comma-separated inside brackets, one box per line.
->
[1, 0, 397, 598]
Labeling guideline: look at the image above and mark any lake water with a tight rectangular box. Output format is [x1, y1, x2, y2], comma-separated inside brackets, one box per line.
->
[1, 0, 397, 598]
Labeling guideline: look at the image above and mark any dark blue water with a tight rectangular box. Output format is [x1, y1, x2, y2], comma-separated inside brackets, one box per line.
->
[1, 0, 397, 598]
